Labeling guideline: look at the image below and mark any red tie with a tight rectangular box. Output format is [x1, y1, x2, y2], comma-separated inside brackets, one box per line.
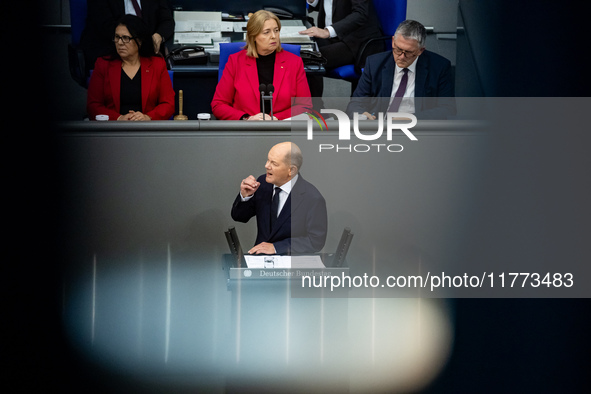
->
[130, 0, 142, 18]
[388, 68, 409, 112]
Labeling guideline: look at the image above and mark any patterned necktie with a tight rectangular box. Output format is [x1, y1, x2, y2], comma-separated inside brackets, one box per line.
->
[130, 0, 143, 18]
[270, 187, 280, 227]
[388, 68, 409, 112]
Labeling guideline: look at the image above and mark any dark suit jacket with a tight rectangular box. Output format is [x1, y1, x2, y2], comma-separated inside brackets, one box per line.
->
[87, 56, 175, 120]
[310, 0, 382, 58]
[231, 174, 328, 255]
[347, 49, 456, 119]
[81, 0, 175, 69]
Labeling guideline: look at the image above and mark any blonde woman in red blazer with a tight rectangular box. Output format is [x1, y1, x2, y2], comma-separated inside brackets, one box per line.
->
[211, 10, 312, 120]
[87, 15, 174, 121]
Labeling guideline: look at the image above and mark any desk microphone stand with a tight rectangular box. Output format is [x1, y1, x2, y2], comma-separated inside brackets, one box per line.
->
[260, 84, 274, 121]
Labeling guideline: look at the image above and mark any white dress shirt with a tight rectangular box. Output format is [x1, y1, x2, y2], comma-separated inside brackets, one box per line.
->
[124, 0, 142, 16]
[307, 0, 337, 38]
[273, 174, 297, 217]
[389, 56, 419, 114]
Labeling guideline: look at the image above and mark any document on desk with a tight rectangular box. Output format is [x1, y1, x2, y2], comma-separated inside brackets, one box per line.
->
[280, 26, 313, 43]
[220, 21, 234, 32]
[174, 32, 220, 45]
[174, 11, 224, 45]
[244, 255, 325, 269]
[176, 20, 222, 32]
[174, 11, 222, 32]
[232, 22, 248, 33]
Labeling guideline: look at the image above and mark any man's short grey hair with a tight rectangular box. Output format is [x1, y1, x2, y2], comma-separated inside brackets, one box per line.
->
[289, 143, 303, 172]
[394, 20, 427, 48]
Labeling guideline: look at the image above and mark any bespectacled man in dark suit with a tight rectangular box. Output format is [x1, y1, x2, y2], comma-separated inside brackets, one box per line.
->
[346, 20, 456, 120]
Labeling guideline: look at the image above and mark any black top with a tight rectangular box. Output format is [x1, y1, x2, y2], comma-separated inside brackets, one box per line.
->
[256, 51, 276, 115]
[120, 67, 142, 115]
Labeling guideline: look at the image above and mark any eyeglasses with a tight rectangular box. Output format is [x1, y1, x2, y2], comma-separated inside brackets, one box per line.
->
[392, 44, 419, 57]
[113, 34, 135, 44]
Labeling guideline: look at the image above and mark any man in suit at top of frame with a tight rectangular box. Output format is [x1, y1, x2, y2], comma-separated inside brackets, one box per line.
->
[231, 142, 328, 255]
[299, 0, 384, 107]
[346, 19, 456, 120]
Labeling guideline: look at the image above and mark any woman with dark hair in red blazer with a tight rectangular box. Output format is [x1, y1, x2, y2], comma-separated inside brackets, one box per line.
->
[211, 10, 312, 121]
[87, 14, 175, 121]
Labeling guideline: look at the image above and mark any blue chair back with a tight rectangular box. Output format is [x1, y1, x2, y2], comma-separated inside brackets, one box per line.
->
[70, 0, 87, 46]
[168, 70, 174, 87]
[218, 43, 301, 82]
[374, 0, 407, 37]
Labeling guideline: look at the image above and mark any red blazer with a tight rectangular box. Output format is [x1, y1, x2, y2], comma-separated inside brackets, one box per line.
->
[211, 49, 312, 120]
[87, 56, 175, 120]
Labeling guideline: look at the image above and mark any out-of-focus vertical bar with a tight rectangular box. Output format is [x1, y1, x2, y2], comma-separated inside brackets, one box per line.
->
[91, 254, 97, 346]
[165, 244, 171, 363]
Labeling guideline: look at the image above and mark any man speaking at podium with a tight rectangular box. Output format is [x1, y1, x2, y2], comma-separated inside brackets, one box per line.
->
[231, 142, 327, 255]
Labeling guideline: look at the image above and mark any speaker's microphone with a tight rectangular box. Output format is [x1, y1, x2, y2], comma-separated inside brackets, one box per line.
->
[259, 84, 267, 119]
[266, 84, 275, 120]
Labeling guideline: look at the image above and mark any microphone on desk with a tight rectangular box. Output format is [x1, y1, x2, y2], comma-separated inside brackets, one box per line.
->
[267, 84, 275, 120]
[259, 84, 267, 120]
